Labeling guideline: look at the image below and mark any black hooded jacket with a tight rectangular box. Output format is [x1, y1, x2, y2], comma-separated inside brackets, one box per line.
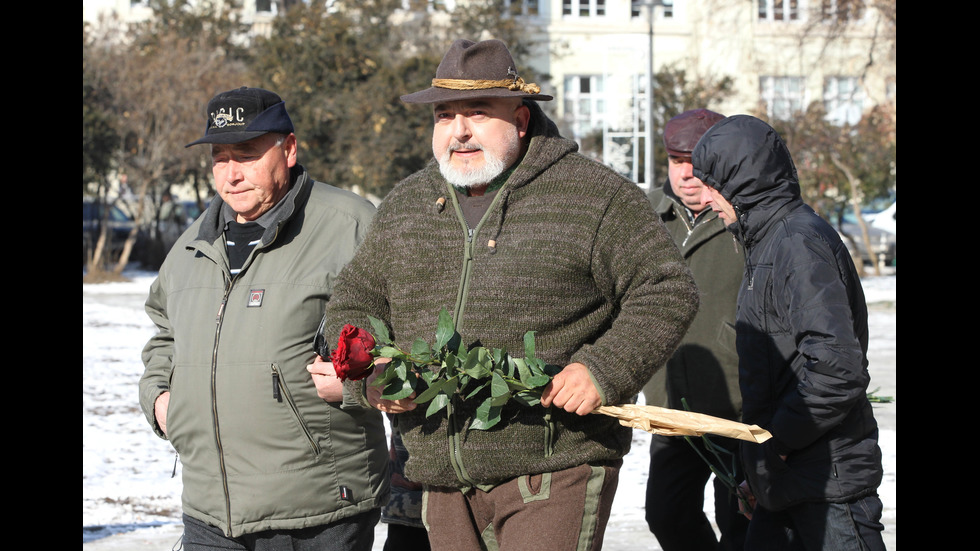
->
[692, 115, 882, 511]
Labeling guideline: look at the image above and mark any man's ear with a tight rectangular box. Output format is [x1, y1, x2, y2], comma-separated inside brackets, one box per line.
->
[283, 133, 299, 167]
[515, 103, 531, 138]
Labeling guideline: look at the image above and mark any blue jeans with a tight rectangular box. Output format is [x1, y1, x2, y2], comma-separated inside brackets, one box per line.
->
[745, 495, 885, 551]
[180, 509, 381, 551]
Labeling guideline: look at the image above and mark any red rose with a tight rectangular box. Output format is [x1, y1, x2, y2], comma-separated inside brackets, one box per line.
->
[332, 324, 376, 381]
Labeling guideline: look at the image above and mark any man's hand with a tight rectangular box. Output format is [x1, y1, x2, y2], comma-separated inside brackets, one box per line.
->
[539, 362, 602, 416]
[737, 480, 756, 520]
[366, 358, 417, 413]
[307, 356, 344, 402]
[154, 391, 171, 436]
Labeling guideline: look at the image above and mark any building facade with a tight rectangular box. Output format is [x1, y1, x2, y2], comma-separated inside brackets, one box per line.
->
[510, 0, 894, 188]
[84, 0, 895, 188]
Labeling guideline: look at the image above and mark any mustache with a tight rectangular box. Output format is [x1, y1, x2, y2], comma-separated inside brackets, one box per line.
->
[447, 141, 483, 152]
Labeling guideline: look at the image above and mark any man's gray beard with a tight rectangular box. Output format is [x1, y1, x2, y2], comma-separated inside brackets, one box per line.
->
[437, 139, 518, 188]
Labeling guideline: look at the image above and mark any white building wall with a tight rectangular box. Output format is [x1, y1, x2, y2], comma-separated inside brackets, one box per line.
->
[84, 0, 894, 185]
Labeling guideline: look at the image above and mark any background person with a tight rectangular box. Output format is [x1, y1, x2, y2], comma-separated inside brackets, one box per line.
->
[692, 114, 886, 551]
[139, 86, 388, 551]
[312, 38, 699, 551]
[642, 108, 748, 551]
[381, 427, 430, 551]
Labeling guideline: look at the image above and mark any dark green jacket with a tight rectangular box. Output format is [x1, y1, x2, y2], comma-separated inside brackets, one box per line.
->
[325, 103, 699, 491]
[642, 183, 745, 421]
[139, 166, 389, 537]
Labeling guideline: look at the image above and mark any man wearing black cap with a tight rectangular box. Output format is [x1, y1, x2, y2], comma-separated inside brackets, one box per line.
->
[692, 115, 885, 550]
[313, 39, 699, 550]
[641, 109, 748, 551]
[139, 86, 389, 550]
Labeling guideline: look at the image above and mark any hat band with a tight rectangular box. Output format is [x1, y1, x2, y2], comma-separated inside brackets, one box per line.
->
[431, 77, 541, 95]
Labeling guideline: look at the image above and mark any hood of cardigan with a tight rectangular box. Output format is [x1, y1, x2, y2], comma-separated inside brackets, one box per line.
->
[505, 99, 578, 192]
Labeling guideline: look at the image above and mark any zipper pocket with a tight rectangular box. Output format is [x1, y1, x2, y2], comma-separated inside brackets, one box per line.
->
[271, 363, 321, 455]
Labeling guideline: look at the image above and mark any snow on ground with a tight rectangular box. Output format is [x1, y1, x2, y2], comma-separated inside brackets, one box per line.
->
[83, 269, 896, 547]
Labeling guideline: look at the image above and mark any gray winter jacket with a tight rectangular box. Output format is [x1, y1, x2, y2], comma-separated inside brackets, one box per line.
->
[324, 102, 699, 491]
[692, 115, 883, 511]
[139, 165, 389, 537]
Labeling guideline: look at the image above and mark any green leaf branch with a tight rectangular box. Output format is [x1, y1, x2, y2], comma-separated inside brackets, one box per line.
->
[679, 397, 753, 516]
[866, 387, 894, 403]
[366, 308, 561, 430]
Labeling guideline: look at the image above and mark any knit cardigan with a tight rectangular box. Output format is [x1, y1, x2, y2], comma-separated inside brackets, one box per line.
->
[325, 102, 699, 490]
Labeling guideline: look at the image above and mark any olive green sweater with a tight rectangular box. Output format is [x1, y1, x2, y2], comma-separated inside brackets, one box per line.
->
[326, 103, 699, 490]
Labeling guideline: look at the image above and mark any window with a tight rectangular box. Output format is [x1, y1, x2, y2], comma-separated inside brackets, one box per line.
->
[631, 0, 673, 19]
[255, 0, 274, 13]
[563, 0, 605, 17]
[824, 76, 865, 125]
[502, 0, 539, 16]
[564, 75, 606, 140]
[821, 0, 865, 22]
[760, 76, 805, 120]
[758, 0, 799, 21]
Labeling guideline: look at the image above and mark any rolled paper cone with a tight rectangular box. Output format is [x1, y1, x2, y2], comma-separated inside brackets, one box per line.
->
[593, 404, 772, 444]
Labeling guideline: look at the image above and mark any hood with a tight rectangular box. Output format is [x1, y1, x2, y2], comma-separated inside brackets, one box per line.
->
[501, 99, 577, 195]
[691, 115, 803, 245]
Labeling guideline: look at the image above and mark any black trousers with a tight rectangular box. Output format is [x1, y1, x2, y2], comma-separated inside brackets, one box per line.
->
[180, 509, 380, 551]
[383, 523, 431, 551]
[645, 434, 748, 551]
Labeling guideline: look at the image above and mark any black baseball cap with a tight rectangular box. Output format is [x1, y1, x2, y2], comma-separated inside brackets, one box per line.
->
[185, 86, 294, 147]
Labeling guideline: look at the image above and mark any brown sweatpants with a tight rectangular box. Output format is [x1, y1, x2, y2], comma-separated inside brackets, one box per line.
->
[422, 460, 622, 551]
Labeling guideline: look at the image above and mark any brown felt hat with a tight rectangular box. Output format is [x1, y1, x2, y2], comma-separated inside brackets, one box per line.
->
[400, 39, 553, 104]
[663, 109, 725, 157]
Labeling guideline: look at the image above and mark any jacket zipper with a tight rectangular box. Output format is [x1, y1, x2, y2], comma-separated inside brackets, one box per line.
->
[447, 226, 477, 488]
[194, 225, 276, 537]
[212, 283, 234, 535]
[447, 192, 483, 489]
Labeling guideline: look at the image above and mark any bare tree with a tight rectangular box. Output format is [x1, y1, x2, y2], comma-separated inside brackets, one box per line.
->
[83, 6, 252, 279]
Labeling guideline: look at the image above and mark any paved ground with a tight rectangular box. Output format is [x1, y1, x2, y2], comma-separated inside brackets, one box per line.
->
[84, 302, 895, 550]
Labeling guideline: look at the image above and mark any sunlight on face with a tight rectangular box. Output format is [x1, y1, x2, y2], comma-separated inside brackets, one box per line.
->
[700, 184, 737, 225]
[211, 133, 297, 222]
[667, 155, 709, 213]
[431, 98, 528, 189]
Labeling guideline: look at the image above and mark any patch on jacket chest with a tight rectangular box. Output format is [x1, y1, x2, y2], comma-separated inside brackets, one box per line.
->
[247, 289, 265, 307]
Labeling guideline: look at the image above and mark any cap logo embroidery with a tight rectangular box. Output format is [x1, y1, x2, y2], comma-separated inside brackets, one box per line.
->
[210, 108, 246, 130]
[213, 113, 231, 128]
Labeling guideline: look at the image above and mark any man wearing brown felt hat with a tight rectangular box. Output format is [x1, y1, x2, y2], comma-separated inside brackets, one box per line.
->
[314, 38, 699, 550]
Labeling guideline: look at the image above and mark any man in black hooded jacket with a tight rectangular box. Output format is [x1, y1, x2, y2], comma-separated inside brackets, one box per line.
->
[691, 115, 885, 550]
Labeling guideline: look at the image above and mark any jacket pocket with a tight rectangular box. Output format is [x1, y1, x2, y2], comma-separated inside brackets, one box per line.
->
[742, 439, 793, 511]
[271, 362, 321, 456]
[715, 321, 738, 356]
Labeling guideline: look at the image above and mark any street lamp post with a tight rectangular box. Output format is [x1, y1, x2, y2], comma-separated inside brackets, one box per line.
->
[634, 0, 661, 189]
